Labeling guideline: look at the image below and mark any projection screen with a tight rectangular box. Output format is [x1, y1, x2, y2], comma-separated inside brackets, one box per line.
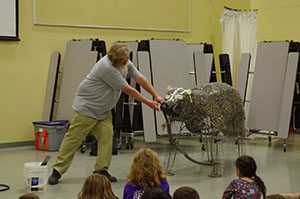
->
[0, 0, 19, 41]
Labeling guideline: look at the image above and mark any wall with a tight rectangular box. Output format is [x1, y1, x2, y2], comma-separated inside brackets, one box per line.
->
[251, 0, 300, 42]
[210, 0, 251, 65]
[0, 0, 249, 144]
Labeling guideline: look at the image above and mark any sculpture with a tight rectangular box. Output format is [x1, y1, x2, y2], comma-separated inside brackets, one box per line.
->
[160, 82, 246, 170]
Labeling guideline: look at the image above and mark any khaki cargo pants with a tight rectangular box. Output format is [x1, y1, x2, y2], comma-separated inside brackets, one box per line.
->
[53, 111, 113, 175]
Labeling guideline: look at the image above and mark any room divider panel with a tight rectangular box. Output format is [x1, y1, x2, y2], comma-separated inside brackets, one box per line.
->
[56, 40, 102, 121]
[248, 42, 299, 139]
[148, 39, 191, 135]
[42, 52, 61, 121]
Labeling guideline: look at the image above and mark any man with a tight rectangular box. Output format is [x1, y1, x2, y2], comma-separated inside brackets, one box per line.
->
[48, 43, 164, 185]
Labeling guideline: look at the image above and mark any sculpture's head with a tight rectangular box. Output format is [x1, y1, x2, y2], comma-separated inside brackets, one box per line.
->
[160, 86, 191, 120]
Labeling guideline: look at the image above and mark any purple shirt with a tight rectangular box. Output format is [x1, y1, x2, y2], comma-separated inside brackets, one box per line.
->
[123, 180, 169, 199]
[222, 179, 261, 199]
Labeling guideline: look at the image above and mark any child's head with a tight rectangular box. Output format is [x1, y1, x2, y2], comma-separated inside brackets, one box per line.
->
[265, 194, 286, 199]
[235, 155, 257, 178]
[18, 193, 40, 199]
[141, 187, 172, 199]
[77, 173, 118, 199]
[173, 186, 200, 199]
[235, 155, 266, 198]
[127, 148, 166, 190]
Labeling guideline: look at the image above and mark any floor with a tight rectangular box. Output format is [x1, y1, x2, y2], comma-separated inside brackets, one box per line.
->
[0, 132, 299, 199]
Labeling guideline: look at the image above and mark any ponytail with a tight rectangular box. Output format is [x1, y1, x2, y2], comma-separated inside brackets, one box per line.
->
[254, 174, 266, 198]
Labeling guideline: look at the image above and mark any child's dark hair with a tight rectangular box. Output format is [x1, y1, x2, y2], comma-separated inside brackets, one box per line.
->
[265, 194, 285, 199]
[18, 193, 40, 199]
[141, 187, 171, 199]
[236, 156, 266, 198]
[173, 186, 200, 199]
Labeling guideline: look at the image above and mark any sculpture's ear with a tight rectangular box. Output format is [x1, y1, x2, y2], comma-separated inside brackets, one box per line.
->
[167, 85, 172, 91]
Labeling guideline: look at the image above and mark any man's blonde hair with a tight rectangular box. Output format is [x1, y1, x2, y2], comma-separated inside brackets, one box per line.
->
[108, 43, 130, 67]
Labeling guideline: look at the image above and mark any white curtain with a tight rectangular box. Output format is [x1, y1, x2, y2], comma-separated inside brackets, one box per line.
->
[220, 8, 257, 126]
[220, 8, 257, 88]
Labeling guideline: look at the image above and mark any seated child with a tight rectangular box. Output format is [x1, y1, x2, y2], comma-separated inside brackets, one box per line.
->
[18, 193, 40, 199]
[173, 186, 200, 199]
[265, 194, 285, 199]
[141, 187, 172, 199]
[222, 155, 266, 199]
[78, 173, 118, 199]
[123, 148, 169, 199]
[280, 193, 300, 199]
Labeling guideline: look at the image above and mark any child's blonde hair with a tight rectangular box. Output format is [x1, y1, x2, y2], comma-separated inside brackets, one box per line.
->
[127, 148, 166, 190]
[78, 173, 118, 199]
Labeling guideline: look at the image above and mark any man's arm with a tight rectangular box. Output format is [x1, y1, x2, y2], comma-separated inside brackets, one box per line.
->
[122, 85, 159, 111]
[134, 74, 164, 103]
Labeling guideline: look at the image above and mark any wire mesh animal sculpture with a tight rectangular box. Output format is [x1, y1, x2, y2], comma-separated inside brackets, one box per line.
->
[160, 82, 245, 166]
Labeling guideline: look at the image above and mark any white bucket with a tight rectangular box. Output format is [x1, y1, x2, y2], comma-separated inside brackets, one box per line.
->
[23, 162, 48, 192]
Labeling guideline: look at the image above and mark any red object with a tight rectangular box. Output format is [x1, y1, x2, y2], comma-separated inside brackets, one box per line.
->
[34, 130, 40, 149]
[42, 129, 48, 151]
[34, 129, 48, 150]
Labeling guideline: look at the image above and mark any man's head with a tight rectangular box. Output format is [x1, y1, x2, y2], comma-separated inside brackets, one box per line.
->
[173, 186, 200, 199]
[108, 43, 130, 78]
[108, 43, 130, 68]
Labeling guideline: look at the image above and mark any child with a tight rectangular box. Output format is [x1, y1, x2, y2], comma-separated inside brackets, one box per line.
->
[141, 187, 172, 199]
[222, 155, 266, 199]
[280, 193, 300, 199]
[77, 173, 118, 199]
[173, 186, 200, 199]
[123, 148, 169, 199]
[265, 194, 285, 199]
[18, 193, 40, 199]
[266, 193, 300, 199]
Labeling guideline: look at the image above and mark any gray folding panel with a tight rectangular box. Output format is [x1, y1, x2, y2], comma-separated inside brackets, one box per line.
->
[42, 52, 60, 121]
[187, 44, 204, 87]
[137, 51, 157, 142]
[237, 53, 251, 102]
[57, 40, 98, 121]
[278, 52, 299, 138]
[194, 52, 208, 85]
[149, 39, 190, 135]
[204, 54, 213, 82]
[119, 41, 139, 126]
[248, 42, 289, 131]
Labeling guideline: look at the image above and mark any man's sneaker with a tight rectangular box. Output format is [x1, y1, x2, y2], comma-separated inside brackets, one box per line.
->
[48, 169, 61, 185]
[96, 170, 117, 182]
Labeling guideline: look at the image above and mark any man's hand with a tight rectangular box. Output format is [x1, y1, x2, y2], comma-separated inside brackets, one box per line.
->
[122, 85, 161, 111]
[155, 96, 164, 104]
[147, 101, 160, 111]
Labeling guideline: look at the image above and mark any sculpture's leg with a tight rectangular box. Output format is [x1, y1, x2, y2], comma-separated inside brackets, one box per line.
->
[164, 135, 178, 176]
[208, 134, 222, 178]
[236, 134, 245, 156]
[163, 122, 185, 176]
